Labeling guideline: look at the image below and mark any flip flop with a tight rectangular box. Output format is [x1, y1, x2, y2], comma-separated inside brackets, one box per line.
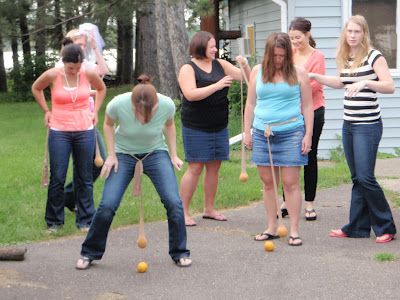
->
[254, 232, 279, 241]
[202, 214, 227, 221]
[329, 229, 348, 238]
[288, 236, 302, 246]
[185, 222, 197, 227]
[305, 208, 317, 221]
[76, 257, 92, 270]
[376, 234, 395, 243]
[185, 217, 197, 227]
[175, 257, 192, 267]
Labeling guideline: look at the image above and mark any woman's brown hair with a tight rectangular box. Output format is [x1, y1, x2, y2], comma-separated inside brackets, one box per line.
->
[261, 32, 298, 85]
[289, 17, 316, 48]
[131, 74, 158, 123]
[189, 31, 214, 59]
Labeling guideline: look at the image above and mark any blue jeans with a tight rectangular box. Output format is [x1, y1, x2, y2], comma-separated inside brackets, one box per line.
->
[64, 128, 106, 211]
[81, 150, 190, 262]
[46, 129, 95, 228]
[341, 120, 396, 237]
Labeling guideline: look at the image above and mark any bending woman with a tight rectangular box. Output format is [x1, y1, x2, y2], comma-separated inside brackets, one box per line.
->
[76, 74, 191, 269]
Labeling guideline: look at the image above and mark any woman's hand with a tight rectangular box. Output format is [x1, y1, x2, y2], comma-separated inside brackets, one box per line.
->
[44, 111, 51, 128]
[92, 112, 98, 126]
[100, 155, 118, 178]
[87, 31, 97, 51]
[235, 55, 248, 67]
[243, 131, 253, 150]
[301, 134, 312, 155]
[345, 80, 367, 97]
[170, 155, 183, 171]
[216, 75, 233, 90]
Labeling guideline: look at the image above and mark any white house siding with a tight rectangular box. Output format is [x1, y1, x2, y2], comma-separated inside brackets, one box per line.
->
[288, 0, 344, 158]
[228, 0, 281, 63]
[228, 0, 400, 158]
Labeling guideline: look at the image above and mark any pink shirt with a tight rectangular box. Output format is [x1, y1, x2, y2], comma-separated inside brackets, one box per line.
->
[304, 50, 325, 110]
[50, 68, 92, 131]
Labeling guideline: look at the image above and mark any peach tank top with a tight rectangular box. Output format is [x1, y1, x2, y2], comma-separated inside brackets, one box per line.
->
[50, 68, 92, 131]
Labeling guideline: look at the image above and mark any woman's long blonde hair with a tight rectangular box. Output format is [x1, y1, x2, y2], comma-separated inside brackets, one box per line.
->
[336, 15, 372, 71]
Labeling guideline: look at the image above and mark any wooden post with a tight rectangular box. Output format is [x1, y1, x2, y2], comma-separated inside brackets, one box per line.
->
[0, 247, 27, 261]
[200, 0, 242, 58]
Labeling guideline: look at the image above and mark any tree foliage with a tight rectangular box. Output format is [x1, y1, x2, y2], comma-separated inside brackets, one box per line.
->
[0, 0, 198, 101]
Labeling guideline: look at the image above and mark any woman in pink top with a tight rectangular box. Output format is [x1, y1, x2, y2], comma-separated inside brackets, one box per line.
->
[32, 44, 106, 232]
[280, 17, 326, 221]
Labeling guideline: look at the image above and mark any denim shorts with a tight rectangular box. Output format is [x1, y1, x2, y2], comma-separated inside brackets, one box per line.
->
[252, 126, 308, 166]
[182, 126, 229, 162]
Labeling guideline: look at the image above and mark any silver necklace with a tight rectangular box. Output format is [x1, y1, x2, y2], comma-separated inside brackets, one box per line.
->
[63, 71, 80, 103]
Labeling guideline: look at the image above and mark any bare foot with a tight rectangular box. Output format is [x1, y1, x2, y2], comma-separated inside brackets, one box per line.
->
[202, 211, 227, 221]
[185, 216, 197, 227]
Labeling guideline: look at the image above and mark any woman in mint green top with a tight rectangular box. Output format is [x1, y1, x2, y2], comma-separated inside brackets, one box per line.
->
[244, 33, 313, 246]
[76, 74, 191, 270]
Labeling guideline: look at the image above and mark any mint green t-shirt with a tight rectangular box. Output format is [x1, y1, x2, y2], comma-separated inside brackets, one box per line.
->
[106, 92, 175, 155]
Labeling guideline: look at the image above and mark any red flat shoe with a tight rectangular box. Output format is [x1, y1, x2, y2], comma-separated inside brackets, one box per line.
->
[329, 229, 348, 238]
[376, 234, 395, 243]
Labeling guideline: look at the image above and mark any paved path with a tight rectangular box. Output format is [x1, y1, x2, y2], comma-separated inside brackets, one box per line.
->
[1, 159, 400, 299]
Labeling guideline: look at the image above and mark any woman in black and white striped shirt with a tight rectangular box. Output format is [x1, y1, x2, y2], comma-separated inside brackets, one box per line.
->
[309, 15, 396, 243]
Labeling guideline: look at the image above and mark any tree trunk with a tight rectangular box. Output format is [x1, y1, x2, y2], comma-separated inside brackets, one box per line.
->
[135, 1, 159, 87]
[11, 25, 20, 70]
[116, 17, 133, 84]
[165, 0, 190, 92]
[19, 9, 31, 68]
[19, 6, 34, 84]
[154, 1, 175, 96]
[35, 0, 47, 77]
[53, 0, 64, 49]
[136, 0, 189, 99]
[0, 32, 7, 92]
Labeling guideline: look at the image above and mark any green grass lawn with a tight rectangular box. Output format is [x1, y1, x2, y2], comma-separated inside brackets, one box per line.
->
[0, 85, 352, 246]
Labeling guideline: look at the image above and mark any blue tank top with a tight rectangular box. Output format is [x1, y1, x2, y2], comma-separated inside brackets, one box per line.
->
[253, 69, 303, 132]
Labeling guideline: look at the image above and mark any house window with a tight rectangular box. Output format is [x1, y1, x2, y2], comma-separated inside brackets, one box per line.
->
[352, 0, 397, 69]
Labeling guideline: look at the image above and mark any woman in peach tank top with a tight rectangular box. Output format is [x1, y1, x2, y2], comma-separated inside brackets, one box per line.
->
[280, 17, 326, 221]
[32, 44, 106, 232]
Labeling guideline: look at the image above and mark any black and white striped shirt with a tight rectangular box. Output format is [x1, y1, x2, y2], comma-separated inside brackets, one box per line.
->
[340, 49, 382, 124]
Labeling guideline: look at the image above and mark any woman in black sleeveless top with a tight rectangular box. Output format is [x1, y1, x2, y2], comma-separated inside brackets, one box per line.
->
[178, 31, 251, 226]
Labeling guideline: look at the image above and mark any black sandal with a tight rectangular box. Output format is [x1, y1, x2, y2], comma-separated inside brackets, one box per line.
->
[288, 236, 302, 246]
[254, 232, 279, 241]
[305, 208, 317, 221]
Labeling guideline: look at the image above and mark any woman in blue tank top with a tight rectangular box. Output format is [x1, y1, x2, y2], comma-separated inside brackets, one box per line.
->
[244, 32, 314, 246]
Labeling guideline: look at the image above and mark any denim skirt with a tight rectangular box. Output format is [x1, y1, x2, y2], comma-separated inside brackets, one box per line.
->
[252, 126, 308, 166]
[182, 126, 229, 162]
